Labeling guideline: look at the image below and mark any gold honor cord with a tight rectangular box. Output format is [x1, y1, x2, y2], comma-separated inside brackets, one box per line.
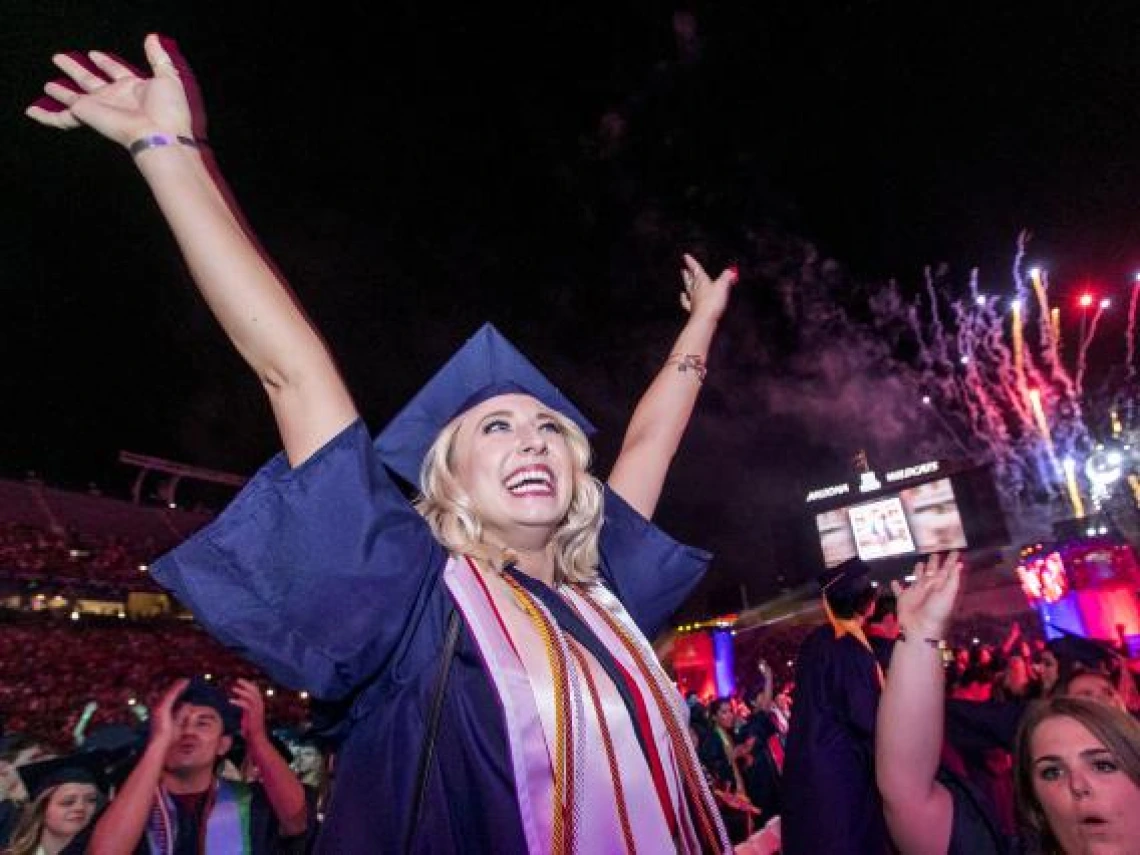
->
[502, 573, 577, 855]
[575, 590, 728, 853]
[567, 641, 639, 855]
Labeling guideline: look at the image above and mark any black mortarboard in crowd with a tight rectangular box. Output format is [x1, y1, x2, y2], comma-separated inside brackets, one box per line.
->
[818, 556, 874, 600]
[175, 677, 242, 736]
[16, 751, 109, 801]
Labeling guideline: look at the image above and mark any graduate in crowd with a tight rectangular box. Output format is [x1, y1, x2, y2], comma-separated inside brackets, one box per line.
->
[780, 556, 888, 854]
[85, 677, 311, 855]
[6, 752, 106, 855]
[27, 34, 737, 853]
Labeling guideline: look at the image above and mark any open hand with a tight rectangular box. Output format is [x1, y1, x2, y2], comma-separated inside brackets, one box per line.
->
[149, 677, 190, 747]
[229, 678, 268, 745]
[26, 34, 203, 148]
[892, 551, 963, 639]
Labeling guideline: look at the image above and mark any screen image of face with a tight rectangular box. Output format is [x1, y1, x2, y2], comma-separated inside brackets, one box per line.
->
[816, 508, 858, 568]
[899, 478, 968, 553]
[848, 497, 916, 561]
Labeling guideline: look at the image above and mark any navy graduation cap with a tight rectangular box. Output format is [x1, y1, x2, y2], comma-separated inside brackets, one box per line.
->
[818, 556, 873, 599]
[374, 323, 596, 488]
[17, 750, 110, 800]
[174, 676, 242, 736]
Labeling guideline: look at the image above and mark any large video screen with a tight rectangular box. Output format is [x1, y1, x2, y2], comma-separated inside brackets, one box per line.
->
[899, 478, 968, 553]
[816, 477, 969, 567]
[849, 497, 916, 561]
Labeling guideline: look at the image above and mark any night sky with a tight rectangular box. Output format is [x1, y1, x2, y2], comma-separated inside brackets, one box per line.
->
[4, 2, 1140, 612]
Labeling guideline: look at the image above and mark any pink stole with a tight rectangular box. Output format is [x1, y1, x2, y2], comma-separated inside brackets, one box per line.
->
[444, 556, 706, 853]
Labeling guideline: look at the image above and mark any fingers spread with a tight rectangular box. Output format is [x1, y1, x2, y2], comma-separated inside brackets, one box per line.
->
[51, 53, 110, 93]
[159, 678, 190, 710]
[144, 33, 183, 80]
[682, 253, 708, 280]
[44, 80, 81, 105]
[25, 101, 81, 130]
[89, 50, 140, 81]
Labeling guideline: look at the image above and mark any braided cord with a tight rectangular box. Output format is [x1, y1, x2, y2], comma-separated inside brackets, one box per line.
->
[503, 573, 577, 855]
[575, 590, 728, 853]
[568, 641, 638, 855]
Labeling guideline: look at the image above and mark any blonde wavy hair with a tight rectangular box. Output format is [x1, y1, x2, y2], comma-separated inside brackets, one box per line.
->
[5, 784, 100, 855]
[415, 405, 604, 586]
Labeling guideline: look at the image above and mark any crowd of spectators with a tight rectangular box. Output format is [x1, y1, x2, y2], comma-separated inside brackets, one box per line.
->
[0, 613, 310, 752]
[0, 521, 164, 599]
[4, 484, 1140, 853]
[683, 568, 1140, 854]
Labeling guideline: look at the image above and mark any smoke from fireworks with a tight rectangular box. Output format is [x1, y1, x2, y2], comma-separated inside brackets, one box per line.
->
[868, 232, 1115, 539]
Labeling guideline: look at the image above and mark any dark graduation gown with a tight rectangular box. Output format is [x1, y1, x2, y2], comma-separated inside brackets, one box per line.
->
[151, 419, 710, 854]
[780, 624, 888, 855]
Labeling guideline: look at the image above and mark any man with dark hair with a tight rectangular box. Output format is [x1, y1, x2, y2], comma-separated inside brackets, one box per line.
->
[865, 591, 900, 673]
[780, 557, 889, 854]
[86, 676, 311, 854]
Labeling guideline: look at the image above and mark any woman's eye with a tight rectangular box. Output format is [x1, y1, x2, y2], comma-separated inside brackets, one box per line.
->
[538, 421, 563, 434]
[1038, 766, 1062, 782]
[1093, 759, 1119, 774]
[481, 419, 510, 434]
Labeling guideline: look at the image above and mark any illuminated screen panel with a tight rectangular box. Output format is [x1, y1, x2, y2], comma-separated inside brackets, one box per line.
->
[848, 497, 916, 561]
[898, 477, 968, 553]
[816, 508, 858, 568]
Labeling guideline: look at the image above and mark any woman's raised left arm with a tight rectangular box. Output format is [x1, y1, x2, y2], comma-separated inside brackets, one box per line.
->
[607, 254, 736, 518]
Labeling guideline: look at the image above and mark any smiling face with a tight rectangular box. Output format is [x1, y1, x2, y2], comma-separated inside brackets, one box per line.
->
[1030, 715, 1140, 854]
[450, 394, 575, 552]
[43, 782, 99, 842]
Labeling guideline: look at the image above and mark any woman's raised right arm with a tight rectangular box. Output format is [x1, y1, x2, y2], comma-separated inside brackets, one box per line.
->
[27, 34, 357, 466]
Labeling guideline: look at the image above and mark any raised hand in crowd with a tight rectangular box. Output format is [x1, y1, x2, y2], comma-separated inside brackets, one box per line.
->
[876, 551, 965, 855]
[230, 678, 309, 836]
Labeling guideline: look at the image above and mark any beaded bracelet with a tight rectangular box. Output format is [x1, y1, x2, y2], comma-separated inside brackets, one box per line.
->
[128, 133, 210, 158]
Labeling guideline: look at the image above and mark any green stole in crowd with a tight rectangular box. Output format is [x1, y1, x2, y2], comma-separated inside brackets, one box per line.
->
[146, 778, 253, 855]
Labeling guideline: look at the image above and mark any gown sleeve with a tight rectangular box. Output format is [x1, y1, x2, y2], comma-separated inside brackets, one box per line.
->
[150, 419, 445, 700]
[597, 484, 712, 639]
